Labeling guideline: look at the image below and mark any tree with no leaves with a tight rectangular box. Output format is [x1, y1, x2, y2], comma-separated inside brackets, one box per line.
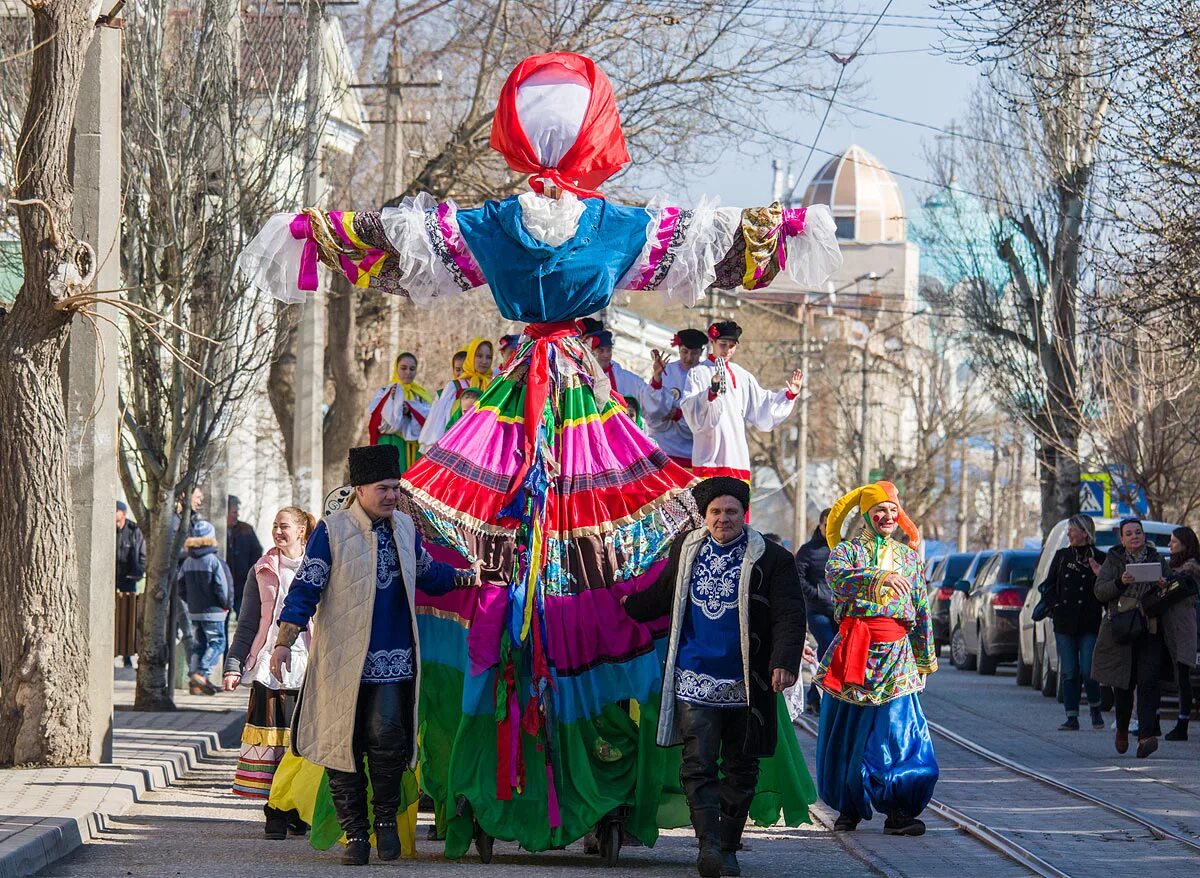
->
[118, 2, 323, 709]
[923, 2, 1119, 536]
[0, 1, 98, 765]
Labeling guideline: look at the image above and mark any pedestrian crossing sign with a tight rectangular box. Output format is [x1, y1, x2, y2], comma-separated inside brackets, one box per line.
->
[1080, 473, 1111, 517]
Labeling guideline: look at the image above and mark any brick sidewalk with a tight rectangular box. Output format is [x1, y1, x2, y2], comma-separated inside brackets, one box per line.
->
[0, 666, 247, 878]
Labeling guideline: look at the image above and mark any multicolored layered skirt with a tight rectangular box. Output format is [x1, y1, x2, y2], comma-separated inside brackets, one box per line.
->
[232, 682, 298, 798]
[394, 322, 815, 855]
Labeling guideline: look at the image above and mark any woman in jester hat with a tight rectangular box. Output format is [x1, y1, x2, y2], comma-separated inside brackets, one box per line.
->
[237, 51, 841, 857]
[815, 481, 939, 837]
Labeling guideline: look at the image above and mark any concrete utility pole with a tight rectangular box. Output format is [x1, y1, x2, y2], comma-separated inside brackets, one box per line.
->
[65, 11, 122, 762]
[292, 0, 327, 513]
[956, 436, 970, 551]
[792, 307, 810, 544]
[858, 340, 870, 484]
[381, 48, 404, 203]
[989, 421, 1001, 546]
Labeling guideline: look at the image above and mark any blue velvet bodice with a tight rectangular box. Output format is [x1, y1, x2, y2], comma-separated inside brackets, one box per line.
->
[456, 196, 649, 323]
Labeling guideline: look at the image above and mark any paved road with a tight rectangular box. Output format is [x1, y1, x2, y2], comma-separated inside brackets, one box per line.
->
[39, 658, 1200, 877]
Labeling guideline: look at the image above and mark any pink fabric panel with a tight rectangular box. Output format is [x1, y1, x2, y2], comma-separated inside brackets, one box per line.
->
[437, 202, 487, 287]
[627, 207, 680, 290]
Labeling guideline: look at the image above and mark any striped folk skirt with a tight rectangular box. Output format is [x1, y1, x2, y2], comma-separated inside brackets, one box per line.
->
[232, 681, 299, 799]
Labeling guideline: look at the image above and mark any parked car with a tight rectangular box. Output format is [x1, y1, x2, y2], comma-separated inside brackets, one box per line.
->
[949, 550, 1040, 674]
[926, 552, 976, 655]
[945, 550, 996, 670]
[1017, 517, 1177, 696]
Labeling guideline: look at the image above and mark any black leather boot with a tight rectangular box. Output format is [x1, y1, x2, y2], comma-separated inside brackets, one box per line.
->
[375, 819, 401, 861]
[693, 808, 722, 878]
[834, 812, 860, 832]
[342, 836, 370, 866]
[719, 808, 748, 877]
[1165, 719, 1189, 741]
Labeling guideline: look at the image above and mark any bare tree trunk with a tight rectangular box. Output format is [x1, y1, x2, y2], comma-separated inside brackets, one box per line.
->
[0, 1, 96, 765]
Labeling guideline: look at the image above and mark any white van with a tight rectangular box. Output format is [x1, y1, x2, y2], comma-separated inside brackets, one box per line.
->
[1017, 517, 1177, 695]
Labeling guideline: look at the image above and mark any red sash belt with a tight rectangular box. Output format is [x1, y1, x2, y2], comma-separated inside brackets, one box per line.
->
[822, 617, 907, 692]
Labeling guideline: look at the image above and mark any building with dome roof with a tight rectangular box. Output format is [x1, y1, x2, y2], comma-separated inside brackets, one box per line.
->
[773, 144, 920, 309]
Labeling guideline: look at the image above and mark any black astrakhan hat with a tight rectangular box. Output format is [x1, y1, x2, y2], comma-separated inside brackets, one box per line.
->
[348, 444, 402, 486]
[578, 316, 605, 338]
[692, 476, 751, 514]
[708, 320, 742, 342]
[672, 328, 708, 349]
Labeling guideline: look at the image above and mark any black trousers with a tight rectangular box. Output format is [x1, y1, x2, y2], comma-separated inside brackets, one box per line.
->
[1114, 635, 1166, 738]
[326, 682, 414, 838]
[676, 700, 760, 846]
[1176, 661, 1193, 717]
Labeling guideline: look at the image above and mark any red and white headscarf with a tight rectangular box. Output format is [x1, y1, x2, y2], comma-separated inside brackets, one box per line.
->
[490, 52, 629, 199]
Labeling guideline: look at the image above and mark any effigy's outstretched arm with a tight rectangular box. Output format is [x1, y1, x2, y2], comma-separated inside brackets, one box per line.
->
[617, 200, 842, 304]
[236, 194, 487, 305]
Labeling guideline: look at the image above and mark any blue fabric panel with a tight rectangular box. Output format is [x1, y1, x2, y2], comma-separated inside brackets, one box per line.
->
[815, 693, 938, 820]
[457, 196, 649, 323]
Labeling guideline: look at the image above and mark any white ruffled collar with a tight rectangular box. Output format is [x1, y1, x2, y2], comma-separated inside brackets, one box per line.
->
[517, 191, 585, 246]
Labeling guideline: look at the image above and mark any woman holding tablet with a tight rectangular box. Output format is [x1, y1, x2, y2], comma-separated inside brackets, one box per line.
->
[1093, 518, 1171, 758]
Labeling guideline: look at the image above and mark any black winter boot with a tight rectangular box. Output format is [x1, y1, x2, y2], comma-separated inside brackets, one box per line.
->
[263, 805, 289, 840]
[342, 836, 370, 866]
[834, 812, 860, 832]
[692, 808, 722, 878]
[720, 808, 749, 877]
[375, 819, 401, 861]
[1165, 719, 1189, 741]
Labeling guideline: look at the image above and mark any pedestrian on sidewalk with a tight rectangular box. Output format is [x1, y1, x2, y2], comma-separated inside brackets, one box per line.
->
[1039, 514, 1107, 730]
[795, 507, 835, 715]
[227, 495, 264, 617]
[178, 519, 232, 695]
[1093, 518, 1172, 759]
[815, 482, 939, 837]
[223, 505, 317, 839]
[115, 500, 147, 667]
[269, 444, 482, 866]
[621, 477, 807, 878]
[1160, 526, 1199, 741]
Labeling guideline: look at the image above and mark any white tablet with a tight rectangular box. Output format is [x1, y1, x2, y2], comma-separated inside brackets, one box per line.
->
[1126, 562, 1163, 583]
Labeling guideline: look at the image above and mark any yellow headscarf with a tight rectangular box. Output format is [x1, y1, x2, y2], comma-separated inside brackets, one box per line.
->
[457, 337, 494, 390]
[389, 353, 433, 403]
[826, 481, 920, 552]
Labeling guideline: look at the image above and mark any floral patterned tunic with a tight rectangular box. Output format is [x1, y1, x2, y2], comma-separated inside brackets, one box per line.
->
[815, 534, 938, 706]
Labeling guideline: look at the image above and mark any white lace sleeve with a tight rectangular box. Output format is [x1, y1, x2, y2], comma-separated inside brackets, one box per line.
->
[235, 213, 309, 304]
[617, 196, 741, 306]
[378, 194, 488, 306]
[782, 204, 843, 289]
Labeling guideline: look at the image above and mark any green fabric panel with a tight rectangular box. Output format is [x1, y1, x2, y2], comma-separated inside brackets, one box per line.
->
[307, 759, 420, 850]
[417, 664, 815, 858]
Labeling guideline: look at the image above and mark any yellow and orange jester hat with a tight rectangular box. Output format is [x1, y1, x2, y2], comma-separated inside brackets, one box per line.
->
[826, 480, 920, 551]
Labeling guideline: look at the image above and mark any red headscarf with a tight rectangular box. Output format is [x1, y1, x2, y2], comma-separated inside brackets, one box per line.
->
[490, 52, 629, 199]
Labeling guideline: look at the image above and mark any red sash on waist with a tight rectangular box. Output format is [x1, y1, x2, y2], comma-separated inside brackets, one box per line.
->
[822, 616, 907, 693]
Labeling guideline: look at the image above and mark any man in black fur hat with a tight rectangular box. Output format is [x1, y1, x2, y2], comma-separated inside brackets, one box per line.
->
[622, 477, 806, 878]
[270, 445, 482, 865]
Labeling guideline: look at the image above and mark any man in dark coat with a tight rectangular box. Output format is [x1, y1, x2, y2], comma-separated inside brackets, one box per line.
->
[116, 501, 147, 593]
[226, 495, 263, 616]
[622, 477, 806, 878]
[795, 506, 834, 712]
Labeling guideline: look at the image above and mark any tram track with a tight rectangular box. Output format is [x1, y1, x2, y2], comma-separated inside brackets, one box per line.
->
[794, 713, 1200, 877]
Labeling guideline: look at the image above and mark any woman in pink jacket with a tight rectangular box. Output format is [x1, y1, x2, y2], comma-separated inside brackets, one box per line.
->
[223, 506, 316, 839]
